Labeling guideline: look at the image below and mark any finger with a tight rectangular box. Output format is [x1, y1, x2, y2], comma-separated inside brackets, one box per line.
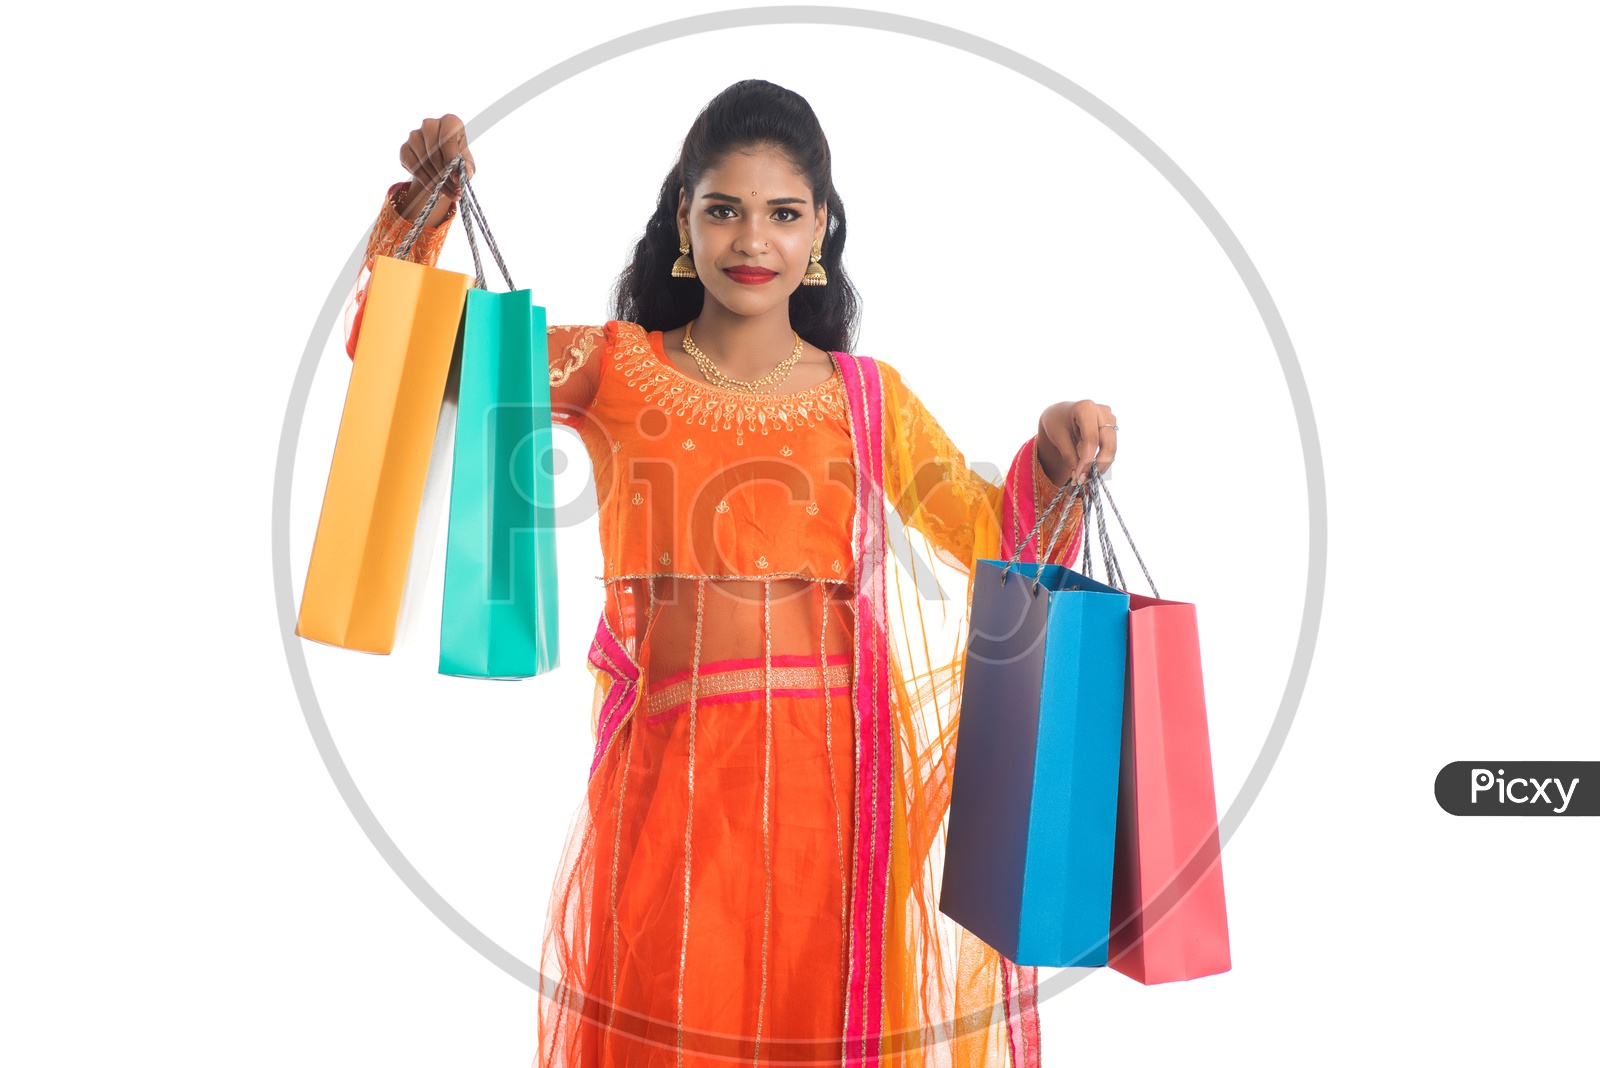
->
[1094, 405, 1117, 473]
[428, 132, 455, 187]
[441, 113, 466, 154]
[405, 129, 433, 184]
[1071, 400, 1102, 482]
[428, 119, 454, 183]
[400, 131, 421, 176]
[1038, 411, 1079, 489]
[433, 117, 468, 189]
[439, 117, 462, 165]
[1054, 439, 1081, 489]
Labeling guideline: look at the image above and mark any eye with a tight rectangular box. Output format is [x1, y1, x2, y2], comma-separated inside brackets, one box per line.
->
[773, 208, 802, 222]
[706, 205, 736, 219]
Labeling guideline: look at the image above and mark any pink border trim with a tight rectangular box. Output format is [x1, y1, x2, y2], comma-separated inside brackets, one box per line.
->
[587, 614, 641, 779]
[1001, 435, 1084, 567]
[834, 351, 894, 1067]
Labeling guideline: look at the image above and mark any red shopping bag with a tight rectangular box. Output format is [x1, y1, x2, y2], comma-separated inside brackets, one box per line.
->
[1076, 470, 1232, 984]
[1107, 591, 1231, 983]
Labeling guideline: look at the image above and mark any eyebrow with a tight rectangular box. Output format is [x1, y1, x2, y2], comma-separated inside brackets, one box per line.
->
[701, 192, 810, 206]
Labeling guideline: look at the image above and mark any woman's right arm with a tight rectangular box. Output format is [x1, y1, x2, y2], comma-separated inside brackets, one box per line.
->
[343, 116, 470, 359]
[340, 180, 459, 359]
[341, 115, 605, 425]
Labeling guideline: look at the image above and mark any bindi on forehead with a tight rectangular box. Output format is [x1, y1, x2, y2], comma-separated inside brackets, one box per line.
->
[700, 189, 810, 206]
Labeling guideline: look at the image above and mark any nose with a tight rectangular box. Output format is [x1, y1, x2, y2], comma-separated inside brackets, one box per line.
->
[732, 213, 772, 255]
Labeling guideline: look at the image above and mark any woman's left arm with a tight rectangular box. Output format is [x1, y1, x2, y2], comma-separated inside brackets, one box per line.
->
[881, 364, 1111, 575]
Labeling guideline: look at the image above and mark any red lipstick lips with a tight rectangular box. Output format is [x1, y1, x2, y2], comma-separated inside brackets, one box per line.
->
[723, 266, 778, 285]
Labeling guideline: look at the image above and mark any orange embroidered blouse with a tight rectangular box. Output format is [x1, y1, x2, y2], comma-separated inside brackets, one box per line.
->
[576, 320, 855, 582]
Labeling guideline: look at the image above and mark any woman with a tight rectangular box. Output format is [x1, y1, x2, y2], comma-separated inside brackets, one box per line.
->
[345, 81, 1118, 1068]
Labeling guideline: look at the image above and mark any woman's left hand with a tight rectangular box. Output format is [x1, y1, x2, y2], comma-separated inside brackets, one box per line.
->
[1038, 399, 1118, 485]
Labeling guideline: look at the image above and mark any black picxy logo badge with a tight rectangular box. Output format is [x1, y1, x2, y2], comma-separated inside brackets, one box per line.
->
[1435, 762, 1595, 816]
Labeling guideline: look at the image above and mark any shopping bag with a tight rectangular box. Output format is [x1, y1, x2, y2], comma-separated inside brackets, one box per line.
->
[939, 481, 1131, 967]
[295, 163, 472, 654]
[1077, 469, 1232, 984]
[438, 178, 561, 678]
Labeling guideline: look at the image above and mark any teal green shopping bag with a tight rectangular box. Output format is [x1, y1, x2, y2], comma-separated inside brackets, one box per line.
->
[438, 179, 560, 679]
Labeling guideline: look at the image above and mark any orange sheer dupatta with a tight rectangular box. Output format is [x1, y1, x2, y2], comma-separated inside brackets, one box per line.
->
[877, 362, 1084, 1068]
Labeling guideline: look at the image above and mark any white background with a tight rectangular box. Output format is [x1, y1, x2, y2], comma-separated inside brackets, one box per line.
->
[3, 1, 1595, 1064]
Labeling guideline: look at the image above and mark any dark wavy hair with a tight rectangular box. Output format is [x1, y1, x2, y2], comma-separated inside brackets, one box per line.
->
[609, 79, 862, 355]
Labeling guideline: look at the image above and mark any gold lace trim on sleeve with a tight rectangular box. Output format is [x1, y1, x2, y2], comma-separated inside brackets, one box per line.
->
[367, 181, 456, 266]
[548, 324, 606, 387]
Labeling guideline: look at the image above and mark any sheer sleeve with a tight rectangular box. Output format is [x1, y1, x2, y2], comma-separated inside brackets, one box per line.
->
[338, 181, 605, 428]
[880, 361, 1082, 576]
[342, 181, 459, 359]
[544, 323, 606, 427]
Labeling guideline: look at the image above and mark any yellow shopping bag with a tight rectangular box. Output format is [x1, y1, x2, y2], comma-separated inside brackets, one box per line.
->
[296, 164, 473, 653]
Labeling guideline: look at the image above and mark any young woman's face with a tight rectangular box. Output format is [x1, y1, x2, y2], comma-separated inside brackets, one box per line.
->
[676, 145, 828, 319]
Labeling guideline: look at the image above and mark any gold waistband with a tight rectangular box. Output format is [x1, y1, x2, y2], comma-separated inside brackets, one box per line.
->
[647, 660, 852, 718]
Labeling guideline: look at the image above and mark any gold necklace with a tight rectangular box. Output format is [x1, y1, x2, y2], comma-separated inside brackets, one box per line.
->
[681, 320, 804, 393]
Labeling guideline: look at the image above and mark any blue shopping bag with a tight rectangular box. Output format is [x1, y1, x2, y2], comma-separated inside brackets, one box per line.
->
[939, 486, 1129, 967]
[437, 178, 560, 679]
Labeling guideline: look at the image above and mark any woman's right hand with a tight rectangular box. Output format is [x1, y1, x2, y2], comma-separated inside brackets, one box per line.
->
[397, 114, 476, 227]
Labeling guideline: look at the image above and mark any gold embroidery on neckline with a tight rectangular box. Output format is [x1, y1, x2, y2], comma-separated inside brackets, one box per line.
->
[610, 322, 847, 446]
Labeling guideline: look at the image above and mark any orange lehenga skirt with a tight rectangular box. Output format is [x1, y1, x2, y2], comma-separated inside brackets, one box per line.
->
[542, 635, 860, 1066]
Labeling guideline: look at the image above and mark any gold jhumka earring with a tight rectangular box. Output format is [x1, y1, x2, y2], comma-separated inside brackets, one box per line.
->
[671, 227, 698, 279]
[801, 237, 828, 286]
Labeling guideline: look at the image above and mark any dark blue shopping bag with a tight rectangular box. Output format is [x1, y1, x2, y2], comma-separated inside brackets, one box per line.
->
[940, 547, 1130, 967]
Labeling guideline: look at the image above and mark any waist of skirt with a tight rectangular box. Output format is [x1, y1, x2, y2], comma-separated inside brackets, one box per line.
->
[645, 654, 853, 723]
